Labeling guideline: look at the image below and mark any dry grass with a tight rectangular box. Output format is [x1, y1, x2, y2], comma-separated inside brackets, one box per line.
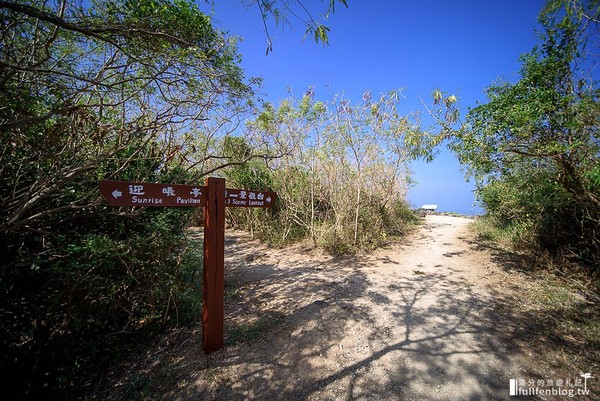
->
[471, 221, 600, 393]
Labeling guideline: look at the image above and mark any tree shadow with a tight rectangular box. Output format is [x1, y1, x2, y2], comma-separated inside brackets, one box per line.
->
[460, 235, 600, 400]
[88, 227, 600, 401]
[148, 233, 531, 401]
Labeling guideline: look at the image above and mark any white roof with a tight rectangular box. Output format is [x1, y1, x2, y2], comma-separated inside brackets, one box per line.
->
[421, 204, 438, 210]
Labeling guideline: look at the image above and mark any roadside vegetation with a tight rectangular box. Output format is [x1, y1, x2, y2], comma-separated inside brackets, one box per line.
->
[222, 91, 423, 253]
[0, 0, 417, 398]
[436, 0, 599, 287]
[447, 0, 600, 383]
[0, 0, 259, 398]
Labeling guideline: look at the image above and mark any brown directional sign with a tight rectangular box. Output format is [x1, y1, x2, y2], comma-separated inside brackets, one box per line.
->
[98, 180, 277, 209]
[99, 177, 277, 354]
[98, 180, 207, 207]
[224, 188, 277, 208]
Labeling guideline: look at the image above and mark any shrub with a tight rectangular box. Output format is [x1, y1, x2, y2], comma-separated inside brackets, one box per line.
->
[478, 168, 599, 272]
[0, 195, 198, 399]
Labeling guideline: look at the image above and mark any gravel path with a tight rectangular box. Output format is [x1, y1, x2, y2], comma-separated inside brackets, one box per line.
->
[165, 215, 535, 400]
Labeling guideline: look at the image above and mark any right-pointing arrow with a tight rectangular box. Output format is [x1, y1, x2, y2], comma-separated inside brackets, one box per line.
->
[112, 189, 122, 199]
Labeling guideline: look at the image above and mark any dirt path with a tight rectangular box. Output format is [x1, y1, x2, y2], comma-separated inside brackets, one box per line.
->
[154, 215, 543, 400]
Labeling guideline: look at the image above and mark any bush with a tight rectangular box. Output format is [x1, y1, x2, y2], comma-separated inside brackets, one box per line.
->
[0, 197, 198, 399]
[0, 0, 252, 397]
[478, 168, 599, 272]
[223, 159, 418, 254]
[0, 155, 199, 398]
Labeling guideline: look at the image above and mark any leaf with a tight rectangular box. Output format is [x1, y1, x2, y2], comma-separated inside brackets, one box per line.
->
[329, 0, 349, 15]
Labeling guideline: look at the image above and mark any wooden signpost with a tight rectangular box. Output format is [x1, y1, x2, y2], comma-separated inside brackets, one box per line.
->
[99, 178, 276, 353]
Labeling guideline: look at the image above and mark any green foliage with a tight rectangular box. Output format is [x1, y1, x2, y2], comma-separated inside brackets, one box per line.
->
[0, 156, 202, 394]
[249, 0, 349, 53]
[0, 0, 251, 398]
[221, 91, 421, 253]
[450, 9, 600, 272]
[0, 196, 198, 399]
[478, 168, 599, 265]
[118, 0, 215, 41]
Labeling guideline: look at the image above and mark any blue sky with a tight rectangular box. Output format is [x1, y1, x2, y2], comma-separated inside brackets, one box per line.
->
[201, 1, 546, 215]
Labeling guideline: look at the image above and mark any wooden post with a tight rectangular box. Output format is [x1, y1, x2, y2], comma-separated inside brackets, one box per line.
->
[202, 177, 225, 352]
[98, 178, 276, 354]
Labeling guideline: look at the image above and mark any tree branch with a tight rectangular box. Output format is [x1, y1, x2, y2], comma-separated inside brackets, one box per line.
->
[0, 1, 193, 48]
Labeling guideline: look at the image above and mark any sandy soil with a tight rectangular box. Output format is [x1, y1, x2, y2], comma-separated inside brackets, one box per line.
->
[92, 214, 600, 400]
[143, 215, 548, 401]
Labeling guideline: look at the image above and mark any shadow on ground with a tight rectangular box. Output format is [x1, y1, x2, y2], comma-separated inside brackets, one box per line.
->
[92, 228, 599, 401]
[154, 235, 525, 400]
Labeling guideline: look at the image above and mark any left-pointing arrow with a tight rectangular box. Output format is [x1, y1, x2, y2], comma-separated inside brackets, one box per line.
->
[112, 190, 122, 199]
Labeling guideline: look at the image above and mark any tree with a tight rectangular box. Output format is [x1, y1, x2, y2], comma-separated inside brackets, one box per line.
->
[448, 10, 599, 266]
[542, 0, 600, 28]
[0, 0, 259, 397]
[242, 0, 349, 54]
[226, 89, 423, 252]
[330, 90, 411, 245]
[0, 0, 255, 236]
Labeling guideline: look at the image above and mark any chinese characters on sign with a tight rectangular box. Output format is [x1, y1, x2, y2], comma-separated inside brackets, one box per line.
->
[99, 181, 276, 208]
[98, 178, 277, 354]
[224, 188, 276, 207]
[99, 180, 205, 207]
